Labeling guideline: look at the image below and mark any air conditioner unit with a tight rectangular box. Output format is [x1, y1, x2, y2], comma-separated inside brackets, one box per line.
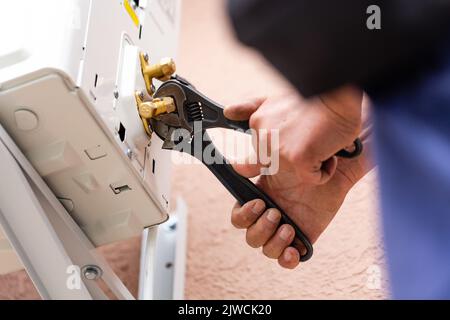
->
[0, 0, 181, 277]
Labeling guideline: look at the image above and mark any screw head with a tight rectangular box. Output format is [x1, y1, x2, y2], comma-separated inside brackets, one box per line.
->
[126, 149, 133, 159]
[114, 90, 120, 99]
[82, 265, 102, 280]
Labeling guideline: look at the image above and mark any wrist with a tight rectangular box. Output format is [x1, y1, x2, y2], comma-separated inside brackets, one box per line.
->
[319, 86, 363, 137]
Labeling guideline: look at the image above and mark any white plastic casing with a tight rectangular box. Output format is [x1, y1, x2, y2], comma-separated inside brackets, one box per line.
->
[0, 0, 181, 274]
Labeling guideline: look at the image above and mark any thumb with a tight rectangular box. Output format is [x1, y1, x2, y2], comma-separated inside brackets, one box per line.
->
[224, 97, 266, 121]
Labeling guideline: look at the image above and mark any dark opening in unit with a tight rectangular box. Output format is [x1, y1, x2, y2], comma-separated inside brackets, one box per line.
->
[118, 122, 126, 142]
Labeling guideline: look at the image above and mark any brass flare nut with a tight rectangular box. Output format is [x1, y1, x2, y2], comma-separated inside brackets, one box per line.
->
[138, 97, 176, 119]
[140, 53, 176, 95]
[135, 91, 175, 137]
[146, 57, 176, 81]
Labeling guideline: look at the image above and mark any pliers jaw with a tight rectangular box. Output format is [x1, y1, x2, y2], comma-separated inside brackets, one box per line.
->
[154, 79, 250, 133]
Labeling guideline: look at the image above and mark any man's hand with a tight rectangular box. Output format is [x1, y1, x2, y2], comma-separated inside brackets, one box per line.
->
[224, 89, 372, 268]
[225, 87, 363, 185]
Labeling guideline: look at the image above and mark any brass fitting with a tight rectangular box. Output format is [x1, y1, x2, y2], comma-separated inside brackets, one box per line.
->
[135, 91, 175, 137]
[139, 52, 176, 95]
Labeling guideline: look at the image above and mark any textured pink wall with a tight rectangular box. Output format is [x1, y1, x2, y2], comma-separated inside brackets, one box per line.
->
[0, 0, 388, 299]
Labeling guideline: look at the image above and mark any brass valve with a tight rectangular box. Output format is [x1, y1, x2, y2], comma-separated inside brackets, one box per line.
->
[135, 91, 175, 137]
[139, 52, 176, 95]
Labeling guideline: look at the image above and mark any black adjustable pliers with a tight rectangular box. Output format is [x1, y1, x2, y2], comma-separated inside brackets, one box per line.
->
[149, 75, 363, 262]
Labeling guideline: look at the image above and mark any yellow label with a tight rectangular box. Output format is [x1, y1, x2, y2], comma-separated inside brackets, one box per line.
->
[124, 0, 140, 27]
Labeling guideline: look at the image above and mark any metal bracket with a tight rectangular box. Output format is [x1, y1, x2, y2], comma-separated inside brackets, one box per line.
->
[138, 198, 187, 300]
